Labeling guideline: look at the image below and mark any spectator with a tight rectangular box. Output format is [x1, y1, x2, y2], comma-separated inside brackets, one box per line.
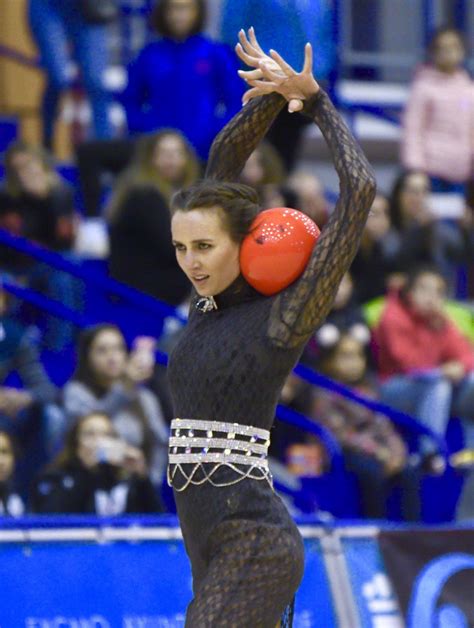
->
[106, 131, 196, 305]
[0, 141, 80, 351]
[401, 27, 474, 195]
[0, 141, 76, 268]
[221, 0, 336, 169]
[350, 193, 402, 303]
[122, 0, 243, 161]
[374, 265, 474, 485]
[239, 142, 286, 192]
[389, 171, 469, 292]
[305, 272, 370, 366]
[0, 429, 25, 517]
[312, 332, 421, 521]
[260, 184, 300, 212]
[0, 280, 59, 495]
[31, 412, 163, 514]
[28, 0, 114, 148]
[287, 170, 329, 228]
[63, 324, 169, 487]
[76, 0, 242, 216]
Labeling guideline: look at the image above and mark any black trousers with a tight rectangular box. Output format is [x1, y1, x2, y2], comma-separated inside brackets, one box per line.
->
[76, 138, 136, 216]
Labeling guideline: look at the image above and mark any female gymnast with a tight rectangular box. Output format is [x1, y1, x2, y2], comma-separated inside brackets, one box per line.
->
[167, 29, 376, 627]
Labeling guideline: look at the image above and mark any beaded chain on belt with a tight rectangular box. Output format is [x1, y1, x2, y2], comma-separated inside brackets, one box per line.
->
[167, 418, 273, 491]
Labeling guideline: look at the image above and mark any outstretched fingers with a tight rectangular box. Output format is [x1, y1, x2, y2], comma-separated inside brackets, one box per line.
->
[302, 42, 313, 75]
[247, 78, 278, 90]
[238, 68, 264, 81]
[269, 49, 295, 76]
[237, 29, 261, 61]
[235, 43, 260, 67]
[247, 27, 266, 56]
[257, 60, 286, 82]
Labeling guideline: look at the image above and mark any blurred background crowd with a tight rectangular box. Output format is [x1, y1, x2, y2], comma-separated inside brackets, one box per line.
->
[0, 0, 473, 523]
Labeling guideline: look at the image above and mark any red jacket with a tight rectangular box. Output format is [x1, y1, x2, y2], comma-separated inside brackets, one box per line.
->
[374, 293, 474, 380]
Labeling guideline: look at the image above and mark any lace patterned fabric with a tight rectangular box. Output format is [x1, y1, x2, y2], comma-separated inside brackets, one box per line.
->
[167, 89, 376, 627]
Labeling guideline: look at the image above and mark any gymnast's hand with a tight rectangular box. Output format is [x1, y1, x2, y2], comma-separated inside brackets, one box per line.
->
[236, 27, 319, 112]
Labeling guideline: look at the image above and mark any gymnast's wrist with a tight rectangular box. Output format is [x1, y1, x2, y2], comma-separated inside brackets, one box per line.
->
[301, 89, 326, 118]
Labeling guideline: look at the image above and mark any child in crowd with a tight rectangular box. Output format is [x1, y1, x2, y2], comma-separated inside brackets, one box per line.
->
[402, 27, 474, 194]
[31, 412, 162, 514]
[63, 324, 169, 488]
[305, 272, 370, 367]
[312, 331, 421, 521]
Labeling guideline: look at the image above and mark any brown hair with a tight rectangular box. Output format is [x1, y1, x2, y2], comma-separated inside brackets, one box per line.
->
[388, 170, 429, 231]
[107, 130, 200, 222]
[151, 0, 205, 38]
[71, 325, 156, 464]
[171, 180, 261, 244]
[242, 142, 287, 187]
[400, 264, 447, 302]
[3, 140, 59, 198]
[50, 412, 118, 471]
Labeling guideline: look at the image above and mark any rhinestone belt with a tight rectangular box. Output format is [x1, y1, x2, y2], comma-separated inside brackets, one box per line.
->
[167, 418, 273, 491]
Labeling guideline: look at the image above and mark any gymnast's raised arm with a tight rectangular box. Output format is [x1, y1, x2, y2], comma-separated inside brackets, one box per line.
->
[238, 35, 377, 348]
[205, 29, 286, 182]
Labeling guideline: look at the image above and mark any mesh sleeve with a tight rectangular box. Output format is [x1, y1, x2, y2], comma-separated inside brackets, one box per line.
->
[205, 93, 285, 182]
[267, 90, 377, 349]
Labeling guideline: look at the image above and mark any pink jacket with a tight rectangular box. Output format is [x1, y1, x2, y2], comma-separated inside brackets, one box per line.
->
[401, 65, 474, 182]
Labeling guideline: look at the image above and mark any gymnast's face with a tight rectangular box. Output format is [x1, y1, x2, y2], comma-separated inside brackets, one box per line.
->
[172, 208, 241, 296]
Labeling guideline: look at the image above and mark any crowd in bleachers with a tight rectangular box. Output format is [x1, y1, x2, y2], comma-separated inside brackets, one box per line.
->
[0, 0, 473, 523]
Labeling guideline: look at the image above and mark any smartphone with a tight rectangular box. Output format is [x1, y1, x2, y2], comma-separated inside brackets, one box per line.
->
[96, 436, 127, 465]
[131, 336, 157, 370]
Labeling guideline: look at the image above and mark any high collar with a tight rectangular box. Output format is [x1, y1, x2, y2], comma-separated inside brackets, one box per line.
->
[212, 275, 262, 310]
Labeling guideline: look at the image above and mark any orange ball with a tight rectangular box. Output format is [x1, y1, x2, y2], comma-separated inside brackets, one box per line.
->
[240, 207, 321, 296]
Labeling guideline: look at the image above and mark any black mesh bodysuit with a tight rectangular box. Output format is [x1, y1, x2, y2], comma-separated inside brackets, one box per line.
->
[167, 91, 376, 627]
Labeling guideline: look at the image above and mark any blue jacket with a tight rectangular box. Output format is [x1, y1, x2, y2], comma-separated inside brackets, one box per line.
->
[122, 34, 244, 160]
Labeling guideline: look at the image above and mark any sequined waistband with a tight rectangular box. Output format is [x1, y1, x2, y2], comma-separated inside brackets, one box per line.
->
[168, 418, 270, 467]
[167, 418, 272, 491]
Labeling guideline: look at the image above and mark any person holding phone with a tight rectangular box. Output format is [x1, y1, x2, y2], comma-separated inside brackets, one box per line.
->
[63, 324, 169, 487]
[30, 412, 163, 514]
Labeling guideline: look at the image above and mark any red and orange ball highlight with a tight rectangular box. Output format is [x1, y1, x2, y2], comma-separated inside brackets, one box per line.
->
[240, 207, 321, 296]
